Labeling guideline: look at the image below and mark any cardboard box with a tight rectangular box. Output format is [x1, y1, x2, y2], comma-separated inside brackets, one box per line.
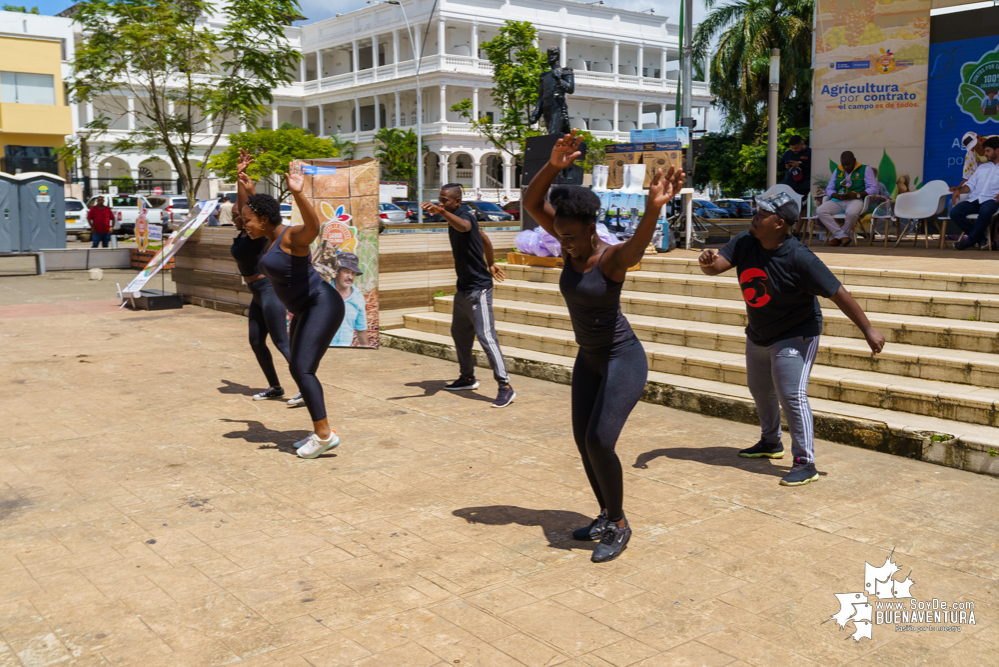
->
[605, 142, 643, 189]
[642, 141, 684, 187]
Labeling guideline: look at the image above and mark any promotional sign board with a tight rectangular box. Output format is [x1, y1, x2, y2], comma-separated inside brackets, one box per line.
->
[812, 0, 932, 197]
[122, 201, 218, 296]
[923, 7, 999, 187]
[290, 158, 380, 349]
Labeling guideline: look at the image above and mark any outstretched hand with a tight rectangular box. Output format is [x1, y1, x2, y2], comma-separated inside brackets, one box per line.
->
[237, 148, 254, 175]
[648, 166, 686, 209]
[421, 202, 443, 216]
[549, 130, 583, 170]
[238, 172, 255, 194]
[286, 163, 304, 195]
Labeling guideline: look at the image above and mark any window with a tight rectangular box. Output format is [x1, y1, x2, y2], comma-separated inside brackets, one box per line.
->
[0, 71, 56, 105]
[65, 200, 85, 211]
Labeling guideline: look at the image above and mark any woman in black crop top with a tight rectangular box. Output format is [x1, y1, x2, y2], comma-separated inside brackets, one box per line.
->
[243, 162, 345, 460]
[524, 130, 684, 563]
[230, 149, 296, 404]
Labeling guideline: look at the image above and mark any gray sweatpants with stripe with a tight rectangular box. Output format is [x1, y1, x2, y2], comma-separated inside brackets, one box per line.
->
[452, 287, 510, 386]
[745, 335, 819, 463]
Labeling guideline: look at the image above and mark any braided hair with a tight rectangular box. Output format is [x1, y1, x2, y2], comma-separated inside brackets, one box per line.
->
[246, 194, 282, 227]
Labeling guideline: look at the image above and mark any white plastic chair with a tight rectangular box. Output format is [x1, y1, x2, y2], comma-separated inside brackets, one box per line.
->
[890, 180, 951, 248]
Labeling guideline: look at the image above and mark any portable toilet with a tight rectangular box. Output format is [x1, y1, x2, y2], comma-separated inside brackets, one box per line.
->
[15, 172, 66, 251]
[0, 172, 18, 253]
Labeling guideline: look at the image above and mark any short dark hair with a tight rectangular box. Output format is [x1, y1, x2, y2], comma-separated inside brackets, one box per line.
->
[984, 136, 999, 151]
[789, 135, 805, 146]
[841, 151, 856, 162]
[549, 185, 601, 226]
[246, 193, 281, 226]
[441, 183, 463, 200]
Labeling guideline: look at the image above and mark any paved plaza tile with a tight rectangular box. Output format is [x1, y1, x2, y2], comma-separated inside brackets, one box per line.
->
[0, 285, 996, 666]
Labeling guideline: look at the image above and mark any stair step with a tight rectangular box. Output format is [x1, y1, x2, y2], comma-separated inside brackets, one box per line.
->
[635, 256, 999, 295]
[404, 310, 999, 427]
[430, 297, 999, 389]
[493, 280, 999, 353]
[383, 327, 999, 476]
[502, 265, 999, 322]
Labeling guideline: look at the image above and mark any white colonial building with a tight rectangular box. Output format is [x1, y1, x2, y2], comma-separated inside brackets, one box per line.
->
[53, 0, 714, 200]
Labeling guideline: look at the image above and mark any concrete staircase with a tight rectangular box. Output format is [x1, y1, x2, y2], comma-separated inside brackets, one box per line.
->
[382, 256, 999, 476]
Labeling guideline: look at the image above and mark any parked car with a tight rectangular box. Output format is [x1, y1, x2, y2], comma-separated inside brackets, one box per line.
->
[502, 201, 520, 221]
[394, 200, 443, 223]
[713, 199, 753, 218]
[85, 194, 166, 235]
[465, 200, 515, 222]
[64, 198, 89, 241]
[280, 203, 293, 223]
[692, 200, 730, 219]
[379, 202, 409, 224]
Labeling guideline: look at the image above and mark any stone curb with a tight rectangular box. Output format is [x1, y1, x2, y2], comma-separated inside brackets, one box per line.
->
[382, 333, 999, 478]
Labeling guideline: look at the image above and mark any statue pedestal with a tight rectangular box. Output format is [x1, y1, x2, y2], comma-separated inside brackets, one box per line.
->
[521, 134, 587, 230]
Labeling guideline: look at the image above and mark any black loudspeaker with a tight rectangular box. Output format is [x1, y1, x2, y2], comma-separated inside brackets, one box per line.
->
[520, 135, 587, 230]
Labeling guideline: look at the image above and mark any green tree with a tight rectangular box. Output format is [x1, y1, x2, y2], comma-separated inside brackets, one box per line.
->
[692, 0, 813, 141]
[328, 133, 356, 160]
[451, 21, 545, 167]
[693, 127, 810, 196]
[573, 131, 613, 175]
[2, 4, 39, 12]
[66, 0, 301, 207]
[209, 126, 339, 202]
[374, 128, 427, 200]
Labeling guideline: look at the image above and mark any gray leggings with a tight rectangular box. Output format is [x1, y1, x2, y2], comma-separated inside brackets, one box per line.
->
[452, 287, 510, 385]
[745, 336, 820, 463]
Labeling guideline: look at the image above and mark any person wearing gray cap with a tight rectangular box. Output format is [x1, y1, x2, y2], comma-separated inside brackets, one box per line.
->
[699, 193, 885, 487]
[330, 252, 371, 347]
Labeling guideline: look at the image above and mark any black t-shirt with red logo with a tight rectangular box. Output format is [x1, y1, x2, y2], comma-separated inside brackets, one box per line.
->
[719, 231, 842, 347]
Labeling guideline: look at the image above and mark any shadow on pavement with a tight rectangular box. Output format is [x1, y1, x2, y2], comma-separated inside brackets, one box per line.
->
[217, 380, 259, 396]
[387, 380, 494, 403]
[219, 419, 320, 456]
[452, 505, 595, 551]
[633, 446, 827, 478]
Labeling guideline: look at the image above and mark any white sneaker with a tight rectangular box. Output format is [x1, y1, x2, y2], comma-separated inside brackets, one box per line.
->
[287, 392, 304, 406]
[293, 433, 313, 449]
[297, 431, 340, 459]
[253, 387, 285, 400]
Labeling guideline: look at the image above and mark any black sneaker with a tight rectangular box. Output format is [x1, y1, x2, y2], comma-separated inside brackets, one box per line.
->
[491, 385, 516, 408]
[780, 457, 819, 486]
[738, 439, 784, 459]
[253, 386, 285, 400]
[572, 511, 608, 541]
[954, 239, 975, 250]
[591, 520, 631, 563]
[445, 376, 479, 391]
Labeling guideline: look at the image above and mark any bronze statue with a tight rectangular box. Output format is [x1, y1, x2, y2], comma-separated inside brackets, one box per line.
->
[530, 46, 574, 136]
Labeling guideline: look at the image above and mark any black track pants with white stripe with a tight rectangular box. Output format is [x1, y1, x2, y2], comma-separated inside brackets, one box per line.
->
[451, 287, 510, 386]
[745, 335, 820, 463]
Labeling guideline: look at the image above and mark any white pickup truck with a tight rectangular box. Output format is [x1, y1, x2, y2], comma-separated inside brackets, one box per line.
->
[85, 194, 167, 236]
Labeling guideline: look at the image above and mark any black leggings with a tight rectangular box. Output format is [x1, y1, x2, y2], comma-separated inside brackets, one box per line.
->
[247, 278, 291, 388]
[288, 281, 344, 422]
[571, 337, 648, 521]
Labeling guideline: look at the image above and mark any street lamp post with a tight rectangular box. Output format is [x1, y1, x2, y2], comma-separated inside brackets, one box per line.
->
[767, 49, 780, 188]
[370, 0, 426, 223]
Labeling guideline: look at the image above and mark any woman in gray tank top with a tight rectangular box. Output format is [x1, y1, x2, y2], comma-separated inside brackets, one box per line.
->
[523, 130, 684, 563]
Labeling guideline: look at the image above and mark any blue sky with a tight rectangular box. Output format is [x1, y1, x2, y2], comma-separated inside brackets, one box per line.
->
[18, 0, 708, 24]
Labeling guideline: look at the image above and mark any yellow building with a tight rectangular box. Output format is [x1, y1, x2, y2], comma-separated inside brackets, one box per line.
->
[0, 12, 73, 176]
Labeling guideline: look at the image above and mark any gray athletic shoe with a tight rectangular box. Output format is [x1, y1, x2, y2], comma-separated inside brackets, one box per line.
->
[780, 457, 819, 486]
[572, 511, 608, 541]
[591, 520, 631, 563]
[738, 439, 785, 459]
[253, 387, 285, 400]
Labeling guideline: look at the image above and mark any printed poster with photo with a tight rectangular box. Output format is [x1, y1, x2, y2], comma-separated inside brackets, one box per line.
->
[290, 158, 380, 349]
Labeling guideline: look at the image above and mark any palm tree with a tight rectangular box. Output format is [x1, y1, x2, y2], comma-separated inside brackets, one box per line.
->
[692, 0, 813, 141]
[329, 133, 356, 160]
[374, 127, 427, 199]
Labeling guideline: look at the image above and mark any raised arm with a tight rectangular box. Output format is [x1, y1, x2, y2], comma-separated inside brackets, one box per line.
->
[698, 248, 733, 276]
[421, 201, 472, 232]
[523, 130, 584, 238]
[235, 148, 254, 214]
[284, 164, 321, 248]
[603, 166, 684, 280]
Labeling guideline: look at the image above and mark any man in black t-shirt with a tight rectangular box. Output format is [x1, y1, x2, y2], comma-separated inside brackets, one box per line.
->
[422, 184, 515, 408]
[698, 192, 885, 486]
[778, 135, 811, 238]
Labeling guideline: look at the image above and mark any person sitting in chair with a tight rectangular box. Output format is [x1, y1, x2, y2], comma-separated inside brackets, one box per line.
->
[815, 151, 877, 247]
[949, 135, 999, 250]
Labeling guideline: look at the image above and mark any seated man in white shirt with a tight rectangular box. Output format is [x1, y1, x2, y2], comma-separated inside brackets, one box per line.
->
[815, 151, 879, 247]
[949, 136, 999, 250]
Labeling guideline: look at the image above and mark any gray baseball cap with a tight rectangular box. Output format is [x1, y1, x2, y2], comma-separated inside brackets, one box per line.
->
[335, 252, 363, 275]
[756, 192, 800, 224]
